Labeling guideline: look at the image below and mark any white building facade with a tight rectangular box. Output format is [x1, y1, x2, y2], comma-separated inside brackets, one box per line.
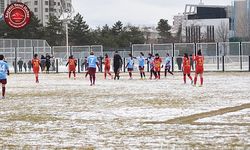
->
[0, 0, 21, 14]
[182, 4, 231, 42]
[172, 13, 185, 34]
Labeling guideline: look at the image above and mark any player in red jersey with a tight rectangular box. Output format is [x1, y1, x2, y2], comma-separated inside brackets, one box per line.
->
[193, 50, 204, 86]
[182, 53, 193, 84]
[153, 53, 162, 79]
[66, 55, 77, 80]
[104, 54, 113, 79]
[32, 54, 41, 83]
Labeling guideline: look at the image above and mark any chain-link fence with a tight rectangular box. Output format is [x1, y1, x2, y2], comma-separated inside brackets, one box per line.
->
[0, 39, 50, 48]
[153, 44, 173, 57]
[0, 42, 250, 73]
[71, 46, 90, 59]
[0, 47, 15, 72]
[219, 42, 241, 71]
[242, 42, 250, 71]
[0, 47, 54, 73]
[174, 43, 195, 71]
[132, 44, 151, 56]
[52, 45, 104, 73]
[196, 43, 220, 71]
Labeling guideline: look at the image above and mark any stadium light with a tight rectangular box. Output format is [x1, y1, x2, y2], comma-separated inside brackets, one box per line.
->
[59, 0, 74, 60]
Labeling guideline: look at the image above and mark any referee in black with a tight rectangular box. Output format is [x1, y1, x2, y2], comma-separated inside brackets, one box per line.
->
[113, 51, 123, 80]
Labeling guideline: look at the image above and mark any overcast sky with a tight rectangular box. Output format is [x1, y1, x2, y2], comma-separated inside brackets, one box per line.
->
[72, 0, 231, 28]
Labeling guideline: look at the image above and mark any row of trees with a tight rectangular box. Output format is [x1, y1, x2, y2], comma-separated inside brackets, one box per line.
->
[0, 13, 173, 49]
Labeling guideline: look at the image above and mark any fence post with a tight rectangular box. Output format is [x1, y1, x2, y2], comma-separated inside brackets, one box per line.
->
[172, 43, 175, 72]
[123, 57, 126, 73]
[70, 46, 73, 56]
[14, 47, 17, 74]
[56, 59, 59, 73]
[51, 46, 54, 56]
[100, 57, 103, 73]
[239, 42, 243, 70]
[249, 56, 250, 72]
[78, 58, 80, 73]
[172, 57, 174, 72]
[32, 46, 35, 56]
[194, 43, 197, 55]
[151, 43, 153, 54]
[222, 56, 225, 72]
[217, 42, 220, 71]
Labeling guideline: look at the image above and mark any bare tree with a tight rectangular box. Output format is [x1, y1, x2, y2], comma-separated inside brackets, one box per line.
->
[216, 21, 230, 56]
[174, 24, 183, 43]
[216, 21, 229, 42]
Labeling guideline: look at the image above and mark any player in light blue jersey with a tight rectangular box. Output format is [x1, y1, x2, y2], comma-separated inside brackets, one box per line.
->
[87, 51, 100, 86]
[126, 54, 134, 79]
[0, 55, 10, 99]
[164, 53, 174, 78]
[135, 52, 146, 79]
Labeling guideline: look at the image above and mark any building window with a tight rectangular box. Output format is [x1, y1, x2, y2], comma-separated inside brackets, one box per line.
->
[45, 8, 49, 12]
[58, 2, 60, 6]
[34, 8, 38, 12]
[45, 1, 49, 5]
[34, 1, 38, 5]
[54, 2, 56, 6]
[45, 15, 49, 19]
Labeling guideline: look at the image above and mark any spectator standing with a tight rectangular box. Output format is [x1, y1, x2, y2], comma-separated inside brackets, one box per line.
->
[17, 58, 23, 72]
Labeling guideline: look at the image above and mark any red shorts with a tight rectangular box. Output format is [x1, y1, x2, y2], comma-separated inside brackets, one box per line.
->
[69, 66, 76, 72]
[196, 67, 204, 74]
[105, 66, 110, 72]
[139, 66, 144, 71]
[0, 79, 7, 84]
[128, 68, 133, 72]
[155, 68, 161, 72]
[88, 68, 96, 75]
[33, 67, 40, 74]
[183, 67, 191, 74]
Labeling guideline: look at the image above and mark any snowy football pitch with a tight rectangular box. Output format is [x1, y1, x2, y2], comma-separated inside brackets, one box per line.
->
[0, 72, 250, 149]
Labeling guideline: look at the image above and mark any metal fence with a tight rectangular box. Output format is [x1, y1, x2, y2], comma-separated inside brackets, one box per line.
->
[0, 42, 250, 73]
[0, 39, 50, 48]
[131, 42, 250, 72]
[132, 44, 151, 56]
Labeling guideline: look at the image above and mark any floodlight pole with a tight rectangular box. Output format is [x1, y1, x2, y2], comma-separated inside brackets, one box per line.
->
[66, 20, 69, 60]
[60, 0, 74, 60]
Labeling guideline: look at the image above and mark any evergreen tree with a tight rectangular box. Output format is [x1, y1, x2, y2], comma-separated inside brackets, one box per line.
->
[0, 20, 9, 38]
[100, 24, 118, 48]
[44, 15, 64, 46]
[112, 21, 123, 36]
[156, 19, 172, 43]
[68, 13, 91, 45]
[127, 26, 145, 44]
